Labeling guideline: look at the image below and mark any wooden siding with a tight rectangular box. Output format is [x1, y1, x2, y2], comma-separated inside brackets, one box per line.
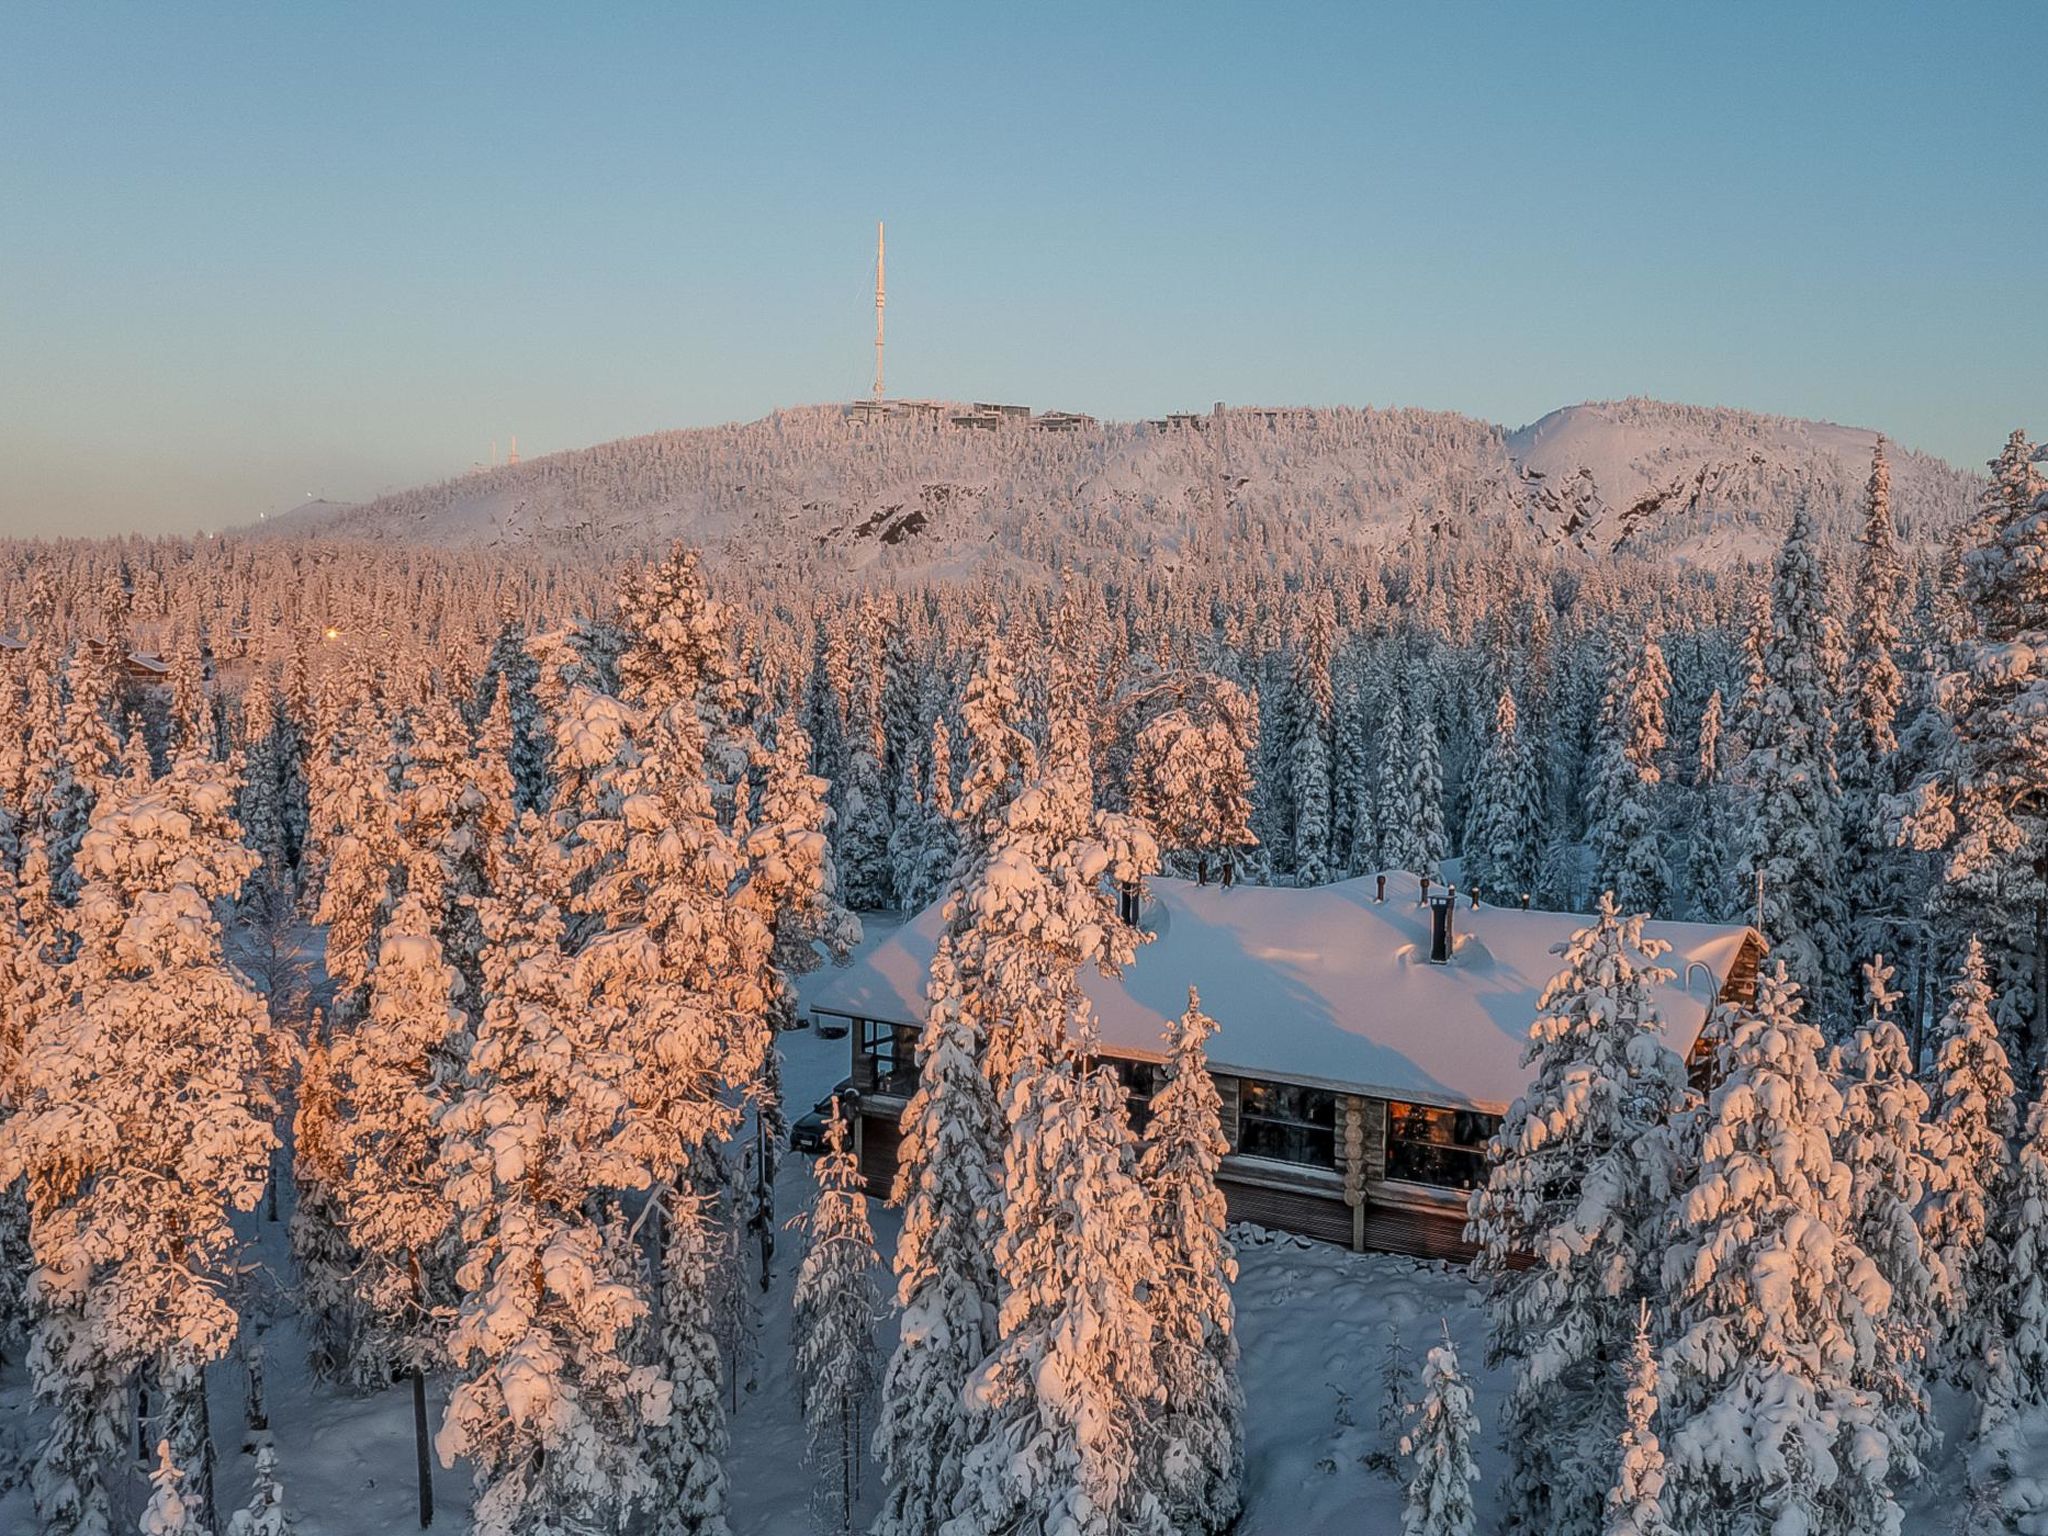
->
[856, 1111, 902, 1198]
[1722, 933, 1764, 1006]
[1359, 1097, 1389, 1184]
[1222, 1179, 1355, 1246]
[1360, 1203, 1484, 1265]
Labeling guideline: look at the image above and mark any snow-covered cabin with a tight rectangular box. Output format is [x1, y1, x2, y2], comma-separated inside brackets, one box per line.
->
[809, 870, 1763, 1261]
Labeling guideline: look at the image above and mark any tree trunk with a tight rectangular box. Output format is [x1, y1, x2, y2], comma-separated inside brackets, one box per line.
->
[413, 1367, 434, 1528]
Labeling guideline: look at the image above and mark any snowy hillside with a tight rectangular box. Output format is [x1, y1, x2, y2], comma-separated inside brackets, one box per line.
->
[1507, 398, 1980, 561]
[249, 398, 1982, 572]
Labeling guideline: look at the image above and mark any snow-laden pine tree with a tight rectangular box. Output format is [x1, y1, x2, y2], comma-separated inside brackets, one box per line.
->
[327, 890, 463, 1390]
[1466, 894, 1686, 1536]
[1587, 642, 1671, 917]
[1829, 954, 1944, 1463]
[1126, 678, 1259, 887]
[1903, 433, 2048, 1053]
[1136, 988, 1243, 1535]
[1659, 963, 1902, 1536]
[0, 754, 278, 1536]
[790, 1106, 881, 1535]
[871, 836, 1005, 1532]
[1287, 595, 1337, 885]
[1924, 936, 2017, 1377]
[224, 1445, 295, 1536]
[1369, 669, 1415, 873]
[288, 1029, 358, 1386]
[564, 692, 776, 1536]
[944, 659, 1165, 1536]
[1740, 501, 1849, 1030]
[1466, 688, 1541, 906]
[1974, 1068, 2048, 1438]
[1604, 1305, 1671, 1536]
[1683, 689, 1738, 921]
[746, 719, 861, 1017]
[435, 817, 672, 1536]
[1400, 1337, 1479, 1536]
[1840, 443, 1911, 988]
[141, 1441, 211, 1536]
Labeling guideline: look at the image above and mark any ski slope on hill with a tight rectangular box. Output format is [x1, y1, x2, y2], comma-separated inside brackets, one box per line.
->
[248, 398, 1983, 575]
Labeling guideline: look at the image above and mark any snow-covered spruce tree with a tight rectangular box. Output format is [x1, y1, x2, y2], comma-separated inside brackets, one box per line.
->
[944, 665, 1164, 1536]
[1740, 501, 1849, 1030]
[0, 754, 278, 1536]
[1400, 1336, 1480, 1536]
[327, 890, 464, 1390]
[1924, 936, 2017, 1378]
[1829, 954, 1945, 1462]
[565, 695, 776, 1536]
[1974, 1067, 2048, 1439]
[1287, 594, 1337, 885]
[1136, 988, 1243, 1535]
[0, 838, 62, 1364]
[224, 1444, 295, 1536]
[287, 1029, 357, 1387]
[1466, 688, 1541, 906]
[1658, 962, 1902, 1536]
[1587, 641, 1672, 917]
[871, 904, 1003, 1536]
[1126, 678, 1259, 887]
[948, 1045, 1168, 1536]
[308, 709, 398, 1031]
[1368, 666, 1415, 873]
[1604, 1304, 1672, 1536]
[1683, 689, 1739, 922]
[435, 816, 672, 1536]
[613, 541, 755, 814]
[896, 716, 959, 912]
[874, 639, 1041, 1536]
[1904, 432, 2048, 1055]
[1840, 443, 1911, 990]
[789, 1106, 881, 1535]
[745, 719, 861, 1014]
[1465, 894, 1686, 1536]
[141, 1441, 211, 1536]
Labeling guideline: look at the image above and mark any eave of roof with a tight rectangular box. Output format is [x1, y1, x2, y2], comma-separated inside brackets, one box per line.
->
[809, 870, 1760, 1115]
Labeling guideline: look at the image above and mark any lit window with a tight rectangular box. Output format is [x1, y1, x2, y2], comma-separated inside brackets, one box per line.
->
[855, 1019, 920, 1098]
[1384, 1101, 1499, 1190]
[1234, 1078, 1337, 1168]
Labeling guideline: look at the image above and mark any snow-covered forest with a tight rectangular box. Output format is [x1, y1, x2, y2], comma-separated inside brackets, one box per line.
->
[3, 425, 2048, 1535]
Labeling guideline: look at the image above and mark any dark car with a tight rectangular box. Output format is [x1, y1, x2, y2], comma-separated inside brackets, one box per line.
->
[789, 1081, 859, 1154]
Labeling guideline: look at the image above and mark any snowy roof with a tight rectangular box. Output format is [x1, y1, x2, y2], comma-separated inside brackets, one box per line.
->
[809, 871, 1760, 1115]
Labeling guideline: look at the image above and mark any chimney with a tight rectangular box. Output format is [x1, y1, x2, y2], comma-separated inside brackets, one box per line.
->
[1117, 880, 1140, 926]
[1375, 873, 1386, 903]
[1469, 886, 1481, 910]
[1521, 892, 1532, 910]
[1419, 875, 1432, 906]
[1428, 886, 1455, 964]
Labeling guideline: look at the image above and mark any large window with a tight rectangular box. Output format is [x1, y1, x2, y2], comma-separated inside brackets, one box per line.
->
[1101, 1057, 1162, 1135]
[1234, 1078, 1337, 1169]
[854, 1019, 921, 1098]
[1384, 1101, 1499, 1191]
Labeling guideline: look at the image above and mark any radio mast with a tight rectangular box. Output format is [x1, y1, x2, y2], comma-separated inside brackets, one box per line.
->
[873, 221, 886, 401]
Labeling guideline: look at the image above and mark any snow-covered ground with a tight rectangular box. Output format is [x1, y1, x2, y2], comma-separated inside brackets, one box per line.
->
[0, 915, 2034, 1533]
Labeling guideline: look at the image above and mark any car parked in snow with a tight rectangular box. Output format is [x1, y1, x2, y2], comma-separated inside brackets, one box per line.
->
[788, 1080, 859, 1153]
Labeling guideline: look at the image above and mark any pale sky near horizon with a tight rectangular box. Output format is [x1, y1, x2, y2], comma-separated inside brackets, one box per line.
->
[2, 2, 2041, 538]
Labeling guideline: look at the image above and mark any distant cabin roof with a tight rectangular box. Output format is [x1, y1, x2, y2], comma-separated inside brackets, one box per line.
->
[809, 870, 1760, 1115]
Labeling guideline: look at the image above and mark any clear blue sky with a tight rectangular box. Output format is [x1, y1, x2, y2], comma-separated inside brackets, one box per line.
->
[2, 2, 2041, 537]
